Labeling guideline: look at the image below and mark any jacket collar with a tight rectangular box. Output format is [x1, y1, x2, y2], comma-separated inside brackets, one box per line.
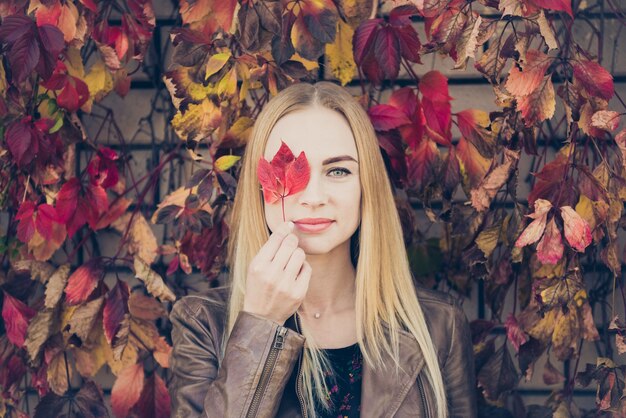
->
[284, 315, 426, 417]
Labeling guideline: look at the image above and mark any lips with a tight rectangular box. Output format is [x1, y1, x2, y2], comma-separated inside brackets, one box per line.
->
[293, 218, 334, 233]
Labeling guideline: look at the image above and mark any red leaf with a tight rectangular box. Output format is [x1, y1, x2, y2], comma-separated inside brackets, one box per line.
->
[406, 137, 439, 191]
[88, 147, 120, 189]
[536, 217, 564, 264]
[368, 104, 412, 131]
[56, 178, 80, 224]
[257, 141, 311, 204]
[103, 280, 130, 345]
[84, 184, 109, 229]
[573, 60, 614, 101]
[352, 18, 381, 65]
[504, 50, 553, 97]
[35, 203, 59, 240]
[419, 71, 452, 146]
[56, 77, 90, 112]
[528, 0, 573, 17]
[5, 120, 35, 168]
[559, 206, 592, 252]
[111, 363, 144, 418]
[79, 0, 98, 12]
[16, 201, 36, 243]
[133, 373, 170, 418]
[374, 26, 400, 81]
[504, 313, 528, 352]
[5, 27, 40, 84]
[64, 260, 104, 305]
[2, 291, 36, 347]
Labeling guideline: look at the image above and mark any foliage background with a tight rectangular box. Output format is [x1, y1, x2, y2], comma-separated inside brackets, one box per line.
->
[0, 0, 625, 416]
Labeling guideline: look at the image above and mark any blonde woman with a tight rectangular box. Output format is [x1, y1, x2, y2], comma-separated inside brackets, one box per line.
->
[169, 82, 477, 418]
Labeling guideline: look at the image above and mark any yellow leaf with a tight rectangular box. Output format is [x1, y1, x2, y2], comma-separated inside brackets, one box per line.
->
[171, 98, 222, 142]
[214, 155, 240, 171]
[289, 52, 319, 72]
[325, 20, 356, 86]
[0, 61, 7, 95]
[64, 47, 85, 78]
[83, 59, 114, 112]
[217, 66, 237, 97]
[575, 195, 595, 230]
[151, 186, 212, 223]
[205, 52, 231, 80]
[224, 116, 254, 146]
[133, 257, 176, 302]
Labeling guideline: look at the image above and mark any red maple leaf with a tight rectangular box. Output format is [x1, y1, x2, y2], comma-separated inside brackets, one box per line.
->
[56, 178, 109, 238]
[257, 141, 310, 221]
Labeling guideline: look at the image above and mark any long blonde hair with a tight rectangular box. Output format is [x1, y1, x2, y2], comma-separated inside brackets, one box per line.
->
[224, 81, 448, 417]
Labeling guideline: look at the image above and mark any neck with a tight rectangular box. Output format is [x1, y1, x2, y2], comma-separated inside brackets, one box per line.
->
[299, 241, 356, 316]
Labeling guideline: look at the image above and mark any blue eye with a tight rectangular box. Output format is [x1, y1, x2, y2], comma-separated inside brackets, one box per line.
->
[328, 167, 351, 177]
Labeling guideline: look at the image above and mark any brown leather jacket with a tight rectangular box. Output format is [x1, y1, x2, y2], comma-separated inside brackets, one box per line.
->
[169, 286, 477, 418]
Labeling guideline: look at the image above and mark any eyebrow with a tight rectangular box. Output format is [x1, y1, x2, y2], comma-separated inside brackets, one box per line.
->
[322, 155, 359, 165]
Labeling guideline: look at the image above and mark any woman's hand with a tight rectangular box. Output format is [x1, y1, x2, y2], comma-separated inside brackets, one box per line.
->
[243, 221, 312, 325]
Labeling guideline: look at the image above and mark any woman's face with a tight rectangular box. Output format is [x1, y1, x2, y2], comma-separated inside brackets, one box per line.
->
[262, 105, 361, 256]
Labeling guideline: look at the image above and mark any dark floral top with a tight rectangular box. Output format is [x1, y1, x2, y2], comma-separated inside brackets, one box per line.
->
[316, 342, 363, 418]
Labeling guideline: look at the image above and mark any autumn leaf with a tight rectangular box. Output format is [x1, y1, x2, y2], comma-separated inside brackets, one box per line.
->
[171, 98, 222, 142]
[456, 136, 491, 190]
[87, 147, 119, 189]
[456, 109, 495, 158]
[505, 50, 553, 97]
[214, 155, 241, 171]
[64, 259, 104, 305]
[591, 110, 620, 132]
[517, 75, 556, 126]
[559, 206, 592, 252]
[477, 343, 519, 401]
[132, 372, 170, 418]
[111, 362, 144, 418]
[325, 20, 357, 86]
[257, 140, 311, 220]
[103, 280, 130, 346]
[536, 217, 564, 264]
[406, 137, 440, 193]
[573, 59, 614, 101]
[419, 71, 452, 146]
[111, 212, 158, 264]
[25, 307, 59, 363]
[133, 257, 176, 302]
[505, 313, 529, 352]
[2, 291, 36, 347]
[470, 149, 519, 212]
[515, 198, 553, 247]
[45, 264, 71, 308]
[528, 0, 573, 17]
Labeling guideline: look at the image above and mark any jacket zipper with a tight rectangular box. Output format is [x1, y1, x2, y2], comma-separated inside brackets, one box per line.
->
[294, 313, 308, 418]
[245, 326, 288, 418]
[416, 373, 429, 417]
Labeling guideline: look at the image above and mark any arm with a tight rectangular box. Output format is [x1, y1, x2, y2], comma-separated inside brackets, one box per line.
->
[169, 297, 305, 418]
[443, 304, 477, 418]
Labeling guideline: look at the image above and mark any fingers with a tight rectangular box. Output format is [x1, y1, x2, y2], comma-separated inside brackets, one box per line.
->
[256, 221, 294, 261]
[271, 233, 299, 269]
[283, 247, 306, 279]
[293, 261, 312, 295]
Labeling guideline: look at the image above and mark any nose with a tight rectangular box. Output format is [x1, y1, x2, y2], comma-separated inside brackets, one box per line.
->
[296, 173, 327, 207]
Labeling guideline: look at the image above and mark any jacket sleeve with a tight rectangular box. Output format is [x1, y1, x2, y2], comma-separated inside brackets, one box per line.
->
[443, 304, 477, 418]
[169, 297, 306, 418]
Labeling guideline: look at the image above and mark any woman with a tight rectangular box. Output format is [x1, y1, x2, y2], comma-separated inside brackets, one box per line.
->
[169, 82, 477, 418]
